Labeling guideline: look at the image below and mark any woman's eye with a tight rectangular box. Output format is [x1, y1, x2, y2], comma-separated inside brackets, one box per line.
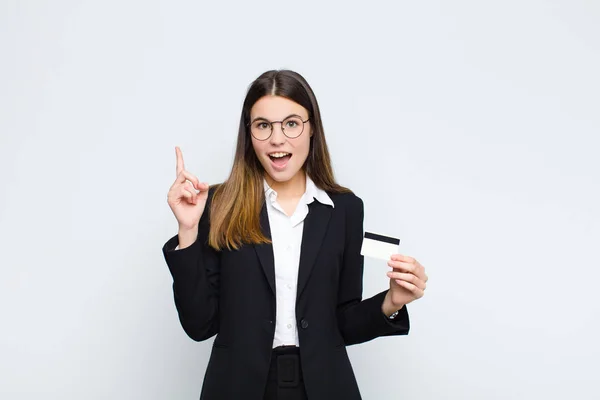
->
[286, 121, 298, 127]
[257, 122, 269, 129]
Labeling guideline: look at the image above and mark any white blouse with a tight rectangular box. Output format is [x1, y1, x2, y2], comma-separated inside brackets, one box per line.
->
[264, 176, 334, 348]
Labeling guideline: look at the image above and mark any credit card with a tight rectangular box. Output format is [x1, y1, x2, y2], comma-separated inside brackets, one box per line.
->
[360, 231, 400, 261]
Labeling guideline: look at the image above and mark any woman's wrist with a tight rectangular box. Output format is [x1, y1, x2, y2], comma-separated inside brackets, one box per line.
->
[381, 290, 404, 317]
[178, 226, 199, 249]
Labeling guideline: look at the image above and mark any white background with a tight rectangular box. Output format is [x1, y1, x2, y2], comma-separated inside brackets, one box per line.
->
[1, 1, 599, 399]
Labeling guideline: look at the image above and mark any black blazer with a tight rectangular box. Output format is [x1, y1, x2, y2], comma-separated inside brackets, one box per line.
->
[162, 187, 410, 400]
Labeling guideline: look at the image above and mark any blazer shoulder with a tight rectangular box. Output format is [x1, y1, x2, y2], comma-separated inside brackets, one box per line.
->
[329, 190, 364, 211]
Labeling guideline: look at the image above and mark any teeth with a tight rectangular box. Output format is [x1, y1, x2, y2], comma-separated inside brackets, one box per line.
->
[269, 152, 290, 158]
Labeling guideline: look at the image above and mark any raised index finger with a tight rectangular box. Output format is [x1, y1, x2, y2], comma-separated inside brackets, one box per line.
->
[175, 146, 185, 176]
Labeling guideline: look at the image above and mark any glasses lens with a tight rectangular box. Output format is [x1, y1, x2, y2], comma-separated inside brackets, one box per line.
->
[251, 121, 272, 140]
[282, 116, 304, 138]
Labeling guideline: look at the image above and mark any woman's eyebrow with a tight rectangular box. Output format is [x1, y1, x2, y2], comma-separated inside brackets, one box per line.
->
[250, 114, 303, 123]
[250, 116, 269, 123]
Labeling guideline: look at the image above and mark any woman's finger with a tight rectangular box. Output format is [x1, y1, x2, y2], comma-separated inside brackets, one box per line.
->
[387, 271, 427, 291]
[388, 260, 427, 281]
[185, 181, 197, 204]
[391, 255, 428, 282]
[391, 254, 416, 264]
[180, 186, 195, 204]
[387, 260, 418, 274]
[175, 146, 185, 177]
[176, 169, 201, 189]
[395, 279, 425, 298]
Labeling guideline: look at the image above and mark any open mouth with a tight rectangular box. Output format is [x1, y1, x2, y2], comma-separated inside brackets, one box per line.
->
[268, 152, 292, 168]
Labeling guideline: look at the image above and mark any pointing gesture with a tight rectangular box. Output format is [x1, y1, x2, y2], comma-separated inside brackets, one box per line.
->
[167, 146, 210, 232]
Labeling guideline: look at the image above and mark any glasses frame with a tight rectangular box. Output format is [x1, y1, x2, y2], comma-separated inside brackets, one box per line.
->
[248, 115, 311, 141]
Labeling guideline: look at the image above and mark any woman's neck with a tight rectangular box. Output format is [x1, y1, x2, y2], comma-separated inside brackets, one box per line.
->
[266, 170, 306, 199]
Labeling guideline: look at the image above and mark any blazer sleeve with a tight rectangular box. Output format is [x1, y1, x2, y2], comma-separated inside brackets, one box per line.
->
[336, 194, 410, 346]
[162, 188, 220, 342]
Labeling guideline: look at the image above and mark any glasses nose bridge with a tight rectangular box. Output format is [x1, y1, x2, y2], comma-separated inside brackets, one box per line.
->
[269, 120, 287, 140]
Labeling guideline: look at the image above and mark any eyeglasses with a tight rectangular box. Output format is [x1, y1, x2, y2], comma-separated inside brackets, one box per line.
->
[249, 115, 310, 141]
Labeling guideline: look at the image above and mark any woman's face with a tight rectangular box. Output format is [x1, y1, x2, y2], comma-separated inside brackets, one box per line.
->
[250, 95, 312, 184]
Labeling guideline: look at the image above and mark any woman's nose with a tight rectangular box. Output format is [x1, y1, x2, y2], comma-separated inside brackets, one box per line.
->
[269, 123, 286, 144]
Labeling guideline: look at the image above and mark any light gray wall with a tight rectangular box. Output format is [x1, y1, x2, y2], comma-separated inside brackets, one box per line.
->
[1, 1, 599, 399]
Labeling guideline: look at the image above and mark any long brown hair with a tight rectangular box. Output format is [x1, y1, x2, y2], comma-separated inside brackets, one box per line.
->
[208, 70, 351, 251]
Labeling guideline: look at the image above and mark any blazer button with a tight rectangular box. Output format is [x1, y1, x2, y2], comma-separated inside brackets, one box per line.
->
[300, 319, 309, 329]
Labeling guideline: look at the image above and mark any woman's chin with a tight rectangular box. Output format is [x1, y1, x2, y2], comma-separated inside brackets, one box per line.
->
[267, 170, 294, 182]
[265, 165, 302, 183]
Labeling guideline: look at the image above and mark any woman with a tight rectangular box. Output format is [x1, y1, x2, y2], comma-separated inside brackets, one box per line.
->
[162, 70, 428, 400]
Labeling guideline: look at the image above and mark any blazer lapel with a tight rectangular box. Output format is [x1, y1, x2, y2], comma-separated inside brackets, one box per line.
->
[254, 203, 276, 295]
[297, 201, 332, 298]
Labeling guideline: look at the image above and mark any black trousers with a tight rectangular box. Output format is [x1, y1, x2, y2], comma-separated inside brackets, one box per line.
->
[263, 346, 308, 400]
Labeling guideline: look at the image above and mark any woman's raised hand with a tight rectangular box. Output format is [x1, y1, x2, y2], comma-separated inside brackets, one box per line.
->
[167, 146, 210, 231]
